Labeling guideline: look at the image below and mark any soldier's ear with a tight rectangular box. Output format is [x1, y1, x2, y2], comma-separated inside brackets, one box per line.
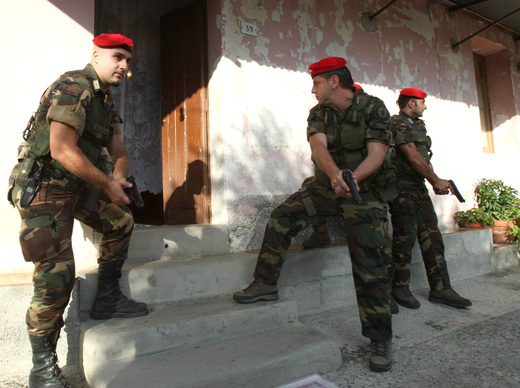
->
[329, 74, 339, 88]
[91, 48, 100, 65]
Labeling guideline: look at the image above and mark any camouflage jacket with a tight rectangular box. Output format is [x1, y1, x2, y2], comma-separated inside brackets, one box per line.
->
[391, 112, 432, 183]
[306, 90, 393, 190]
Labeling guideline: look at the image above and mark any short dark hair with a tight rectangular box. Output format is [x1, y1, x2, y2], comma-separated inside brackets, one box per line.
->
[320, 67, 354, 89]
[397, 94, 416, 109]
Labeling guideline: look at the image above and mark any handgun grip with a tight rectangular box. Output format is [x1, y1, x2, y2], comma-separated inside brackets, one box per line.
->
[448, 180, 465, 203]
[342, 170, 363, 204]
[125, 176, 145, 209]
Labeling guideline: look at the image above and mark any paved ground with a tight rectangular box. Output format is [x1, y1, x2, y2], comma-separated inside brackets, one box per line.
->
[2, 266, 519, 388]
[309, 266, 520, 388]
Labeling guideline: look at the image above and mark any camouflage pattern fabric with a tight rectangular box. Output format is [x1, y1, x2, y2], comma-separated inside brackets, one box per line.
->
[12, 173, 133, 336]
[389, 112, 451, 292]
[301, 175, 395, 277]
[388, 181, 451, 292]
[8, 64, 132, 336]
[42, 64, 122, 138]
[254, 177, 392, 340]
[390, 113, 432, 184]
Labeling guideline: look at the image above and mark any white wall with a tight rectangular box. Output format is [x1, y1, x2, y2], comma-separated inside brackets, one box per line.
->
[0, 0, 96, 274]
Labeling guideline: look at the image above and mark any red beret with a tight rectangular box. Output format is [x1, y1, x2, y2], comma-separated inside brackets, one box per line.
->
[399, 88, 427, 99]
[353, 83, 363, 90]
[308, 57, 347, 78]
[93, 33, 133, 52]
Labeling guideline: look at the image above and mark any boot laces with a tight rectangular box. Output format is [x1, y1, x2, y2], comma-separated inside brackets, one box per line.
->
[244, 279, 263, 291]
[371, 340, 391, 358]
[45, 351, 73, 388]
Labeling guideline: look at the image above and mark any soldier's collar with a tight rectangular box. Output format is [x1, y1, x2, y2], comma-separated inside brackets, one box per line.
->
[84, 63, 103, 92]
[400, 111, 423, 125]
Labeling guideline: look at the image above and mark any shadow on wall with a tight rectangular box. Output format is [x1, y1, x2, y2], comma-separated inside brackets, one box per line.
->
[164, 160, 209, 225]
[49, 0, 95, 33]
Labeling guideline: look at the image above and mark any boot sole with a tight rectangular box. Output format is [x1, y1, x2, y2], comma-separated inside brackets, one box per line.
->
[233, 293, 279, 304]
[428, 296, 472, 309]
[393, 298, 421, 309]
[369, 361, 393, 372]
[90, 309, 149, 320]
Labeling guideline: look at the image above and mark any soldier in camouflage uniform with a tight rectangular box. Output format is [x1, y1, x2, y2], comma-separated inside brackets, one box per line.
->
[7, 34, 148, 388]
[301, 83, 364, 250]
[389, 88, 472, 310]
[233, 57, 399, 372]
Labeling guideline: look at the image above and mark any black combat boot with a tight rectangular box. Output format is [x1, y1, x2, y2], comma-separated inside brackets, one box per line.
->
[29, 330, 74, 388]
[90, 260, 149, 320]
[302, 223, 331, 248]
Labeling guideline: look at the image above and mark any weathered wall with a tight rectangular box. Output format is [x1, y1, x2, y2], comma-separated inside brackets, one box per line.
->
[208, 0, 520, 251]
[1, 0, 520, 270]
[0, 0, 96, 274]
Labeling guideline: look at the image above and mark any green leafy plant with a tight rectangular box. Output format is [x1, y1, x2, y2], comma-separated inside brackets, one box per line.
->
[474, 178, 520, 220]
[454, 207, 493, 228]
[507, 221, 520, 244]
[474, 178, 520, 243]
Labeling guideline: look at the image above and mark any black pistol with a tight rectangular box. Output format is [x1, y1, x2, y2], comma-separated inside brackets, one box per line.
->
[448, 180, 465, 203]
[124, 176, 145, 209]
[20, 160, 46, 208]
[342, 169, 362, 204]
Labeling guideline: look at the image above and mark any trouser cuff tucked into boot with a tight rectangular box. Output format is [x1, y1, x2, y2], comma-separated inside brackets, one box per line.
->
[29, 330, 75, 388]
[369, 339, 393, 372]
[90, 260, 149, 320]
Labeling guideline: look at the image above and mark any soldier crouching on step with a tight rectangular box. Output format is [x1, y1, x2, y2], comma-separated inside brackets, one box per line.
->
[233, 57, 400, 372]
[7, 33, 148, 388]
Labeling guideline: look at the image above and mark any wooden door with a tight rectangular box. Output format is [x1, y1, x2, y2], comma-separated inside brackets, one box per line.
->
[161, 0, 210, 225]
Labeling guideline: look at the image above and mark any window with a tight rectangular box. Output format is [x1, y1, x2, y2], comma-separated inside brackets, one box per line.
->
[473, 53, 494, 153]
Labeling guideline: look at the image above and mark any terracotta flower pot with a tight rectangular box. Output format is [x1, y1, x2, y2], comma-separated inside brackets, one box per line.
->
[492, 220, 512, 244]
[469, 223, 482, 228]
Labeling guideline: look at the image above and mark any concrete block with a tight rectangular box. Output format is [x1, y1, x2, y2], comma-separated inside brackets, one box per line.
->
[81, 298, 299, 381]
[283, 247, 351, 284]
[491, 243, 520, 270]
[79, 253, 258, 313]
[86, 324, 341, 388]
[128, 224, 230, 262]
[281, 281, 322, 313]
[320, 276, 356, 311]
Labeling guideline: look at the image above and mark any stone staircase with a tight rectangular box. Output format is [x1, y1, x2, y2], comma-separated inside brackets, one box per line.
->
[78, 225, 343, 388]
[77, 225, 517, 387]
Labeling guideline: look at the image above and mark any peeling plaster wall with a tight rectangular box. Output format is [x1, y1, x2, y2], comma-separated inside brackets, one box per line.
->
[2, 0, 520, 263]
[209, 0, 520, 251]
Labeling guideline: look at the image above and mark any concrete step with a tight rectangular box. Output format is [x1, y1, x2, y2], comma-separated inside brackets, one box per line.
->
[81, 297, 299, 371]
[80, 228, 505, 318]
[83, 323, 342, 388]
[128, 224, 231, 262]
[79, 252, 258, 316]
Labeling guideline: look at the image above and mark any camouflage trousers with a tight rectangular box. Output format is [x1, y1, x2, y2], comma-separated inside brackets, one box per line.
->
[13, 179, 134, 336]
[300, 176, 395, 281]
[254, 177, 392, 340]
[388, 181, 451, 291]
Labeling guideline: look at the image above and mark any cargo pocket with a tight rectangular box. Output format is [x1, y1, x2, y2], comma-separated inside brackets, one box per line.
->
[19, 213, 61, 262]
[388, 193, 417, 217]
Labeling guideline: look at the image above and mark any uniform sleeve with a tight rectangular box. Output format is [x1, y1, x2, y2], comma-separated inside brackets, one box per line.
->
[43, 75, 92, 136]
[365, 97, 392, 145]
[306, 105, 327, 141]
[391, 115, 415, 146]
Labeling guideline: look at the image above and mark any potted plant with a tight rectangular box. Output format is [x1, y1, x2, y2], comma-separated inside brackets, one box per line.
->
[474, 178, 520, 243]
[454, 207, 493, 228]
